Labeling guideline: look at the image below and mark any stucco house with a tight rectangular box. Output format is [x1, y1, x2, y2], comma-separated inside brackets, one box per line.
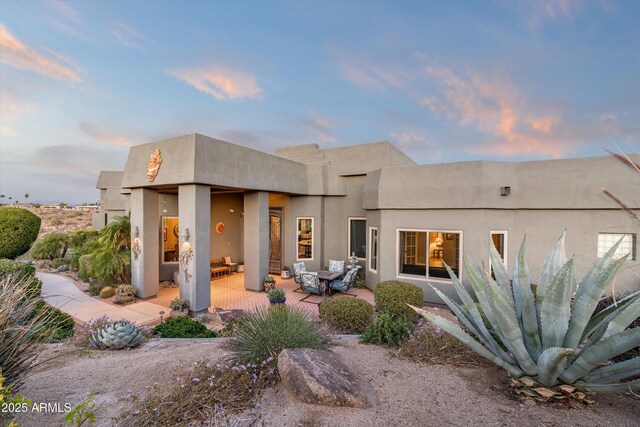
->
[94, 133, 639, 313]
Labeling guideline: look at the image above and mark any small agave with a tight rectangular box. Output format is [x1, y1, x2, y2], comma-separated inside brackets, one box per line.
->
[411, 232, 640, 399]
[90, 321, 144, 350]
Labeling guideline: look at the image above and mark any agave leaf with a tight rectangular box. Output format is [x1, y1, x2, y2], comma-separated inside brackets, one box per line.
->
[428, 282, 515, 365]
[602, 297, 640, 339]
[409, 305, 524, 378]
[536, 347, 574, 386]
[583, 357, 640, 383]
[565, 249, 630, 349]
[444, 262, 515, 363]
[574, 237, 625, 304]
[583, 291, 640, 340]
[575, 379, 640, 392]
[489, 237, 512, 301]
[512, 237, 542, 361]
[484, 273, 538, 375]
[561, 328, 640, 384]
[540, 260, 575, 349]
[535, 231, 568, 317]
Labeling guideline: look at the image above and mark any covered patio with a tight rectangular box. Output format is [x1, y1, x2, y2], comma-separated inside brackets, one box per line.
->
[147, 273, 374, 317]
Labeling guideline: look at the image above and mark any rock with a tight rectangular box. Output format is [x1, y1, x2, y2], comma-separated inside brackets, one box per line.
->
[56, 264, 69, 272]
[277, 348, 377, 408]
[214, 308, 246, 323]
[99, 286, 115, 298]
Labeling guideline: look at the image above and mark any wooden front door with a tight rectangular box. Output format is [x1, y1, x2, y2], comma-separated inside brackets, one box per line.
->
[269, 210, 283, 273]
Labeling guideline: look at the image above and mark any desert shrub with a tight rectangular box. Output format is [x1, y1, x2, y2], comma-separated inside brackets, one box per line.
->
[399, 325, 490, 367]
[89, 320, 145, 350]
[74, 315, 113, 347]
[153, 317, 217, 338]
[120, 359, 275, 427]
[28, 301, 75, 343]
[227, 305, 329, 367]
[78, 254, 92, 281]
[0, 207, 41, 259]
[31, 232, 69, 260]
[86, 245, 130, 284]
[217, 318, 243, 337]
[319, 296, 373, 334]
[67, 230, 100, 270]
[169, 297, 190, 311]
[0, 274, 57, 389]
[51, 257, 70, 269]
[88, 280, 108, 296]
[374, 280, 424, 320]
[49, 215, 62, 225]
[361, 311, 414, 348]
[0, 259, 41, 299]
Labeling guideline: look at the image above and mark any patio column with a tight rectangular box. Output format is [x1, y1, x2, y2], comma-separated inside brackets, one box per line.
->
[178, 184, 211, 313]
[130, 188, 159, 298]
[243, 191, 269, 291]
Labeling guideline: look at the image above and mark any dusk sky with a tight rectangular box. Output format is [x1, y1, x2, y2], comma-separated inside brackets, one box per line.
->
[1, 0, 639, 204]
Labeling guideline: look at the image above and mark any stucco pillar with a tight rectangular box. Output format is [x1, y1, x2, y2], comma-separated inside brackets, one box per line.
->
[244, 191, 269, 291]
[130, 188, 159, 298]
[178, 184, 211, 313]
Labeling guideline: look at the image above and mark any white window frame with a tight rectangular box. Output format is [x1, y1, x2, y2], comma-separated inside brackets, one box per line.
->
[396, 228, 463, 283]
[368, 226, 378, 273]
[597, 233, 636, 261]
[296, 217, 314, 261]
[489, 230, 508, 275]
[348, 217, 367, 260]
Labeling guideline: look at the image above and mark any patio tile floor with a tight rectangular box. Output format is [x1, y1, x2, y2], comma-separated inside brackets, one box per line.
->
[148, 272, 374, 317]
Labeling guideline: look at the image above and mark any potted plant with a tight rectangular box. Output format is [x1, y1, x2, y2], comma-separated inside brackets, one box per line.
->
[281, 266, 291, 279]
[263, 275, 276, 292]
[170, 297, 190, 317]
[268, 288, 286, 305]
[115, 284, 137, 304]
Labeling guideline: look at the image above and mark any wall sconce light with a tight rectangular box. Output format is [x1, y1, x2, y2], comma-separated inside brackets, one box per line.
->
[240, 212, 244, 216]
[132, 226, 139, 238]
[162, 196, 168, 214]
[229, 209, 235, 213]
[132, 237, 142, 260]
[181, 227, 190, 241]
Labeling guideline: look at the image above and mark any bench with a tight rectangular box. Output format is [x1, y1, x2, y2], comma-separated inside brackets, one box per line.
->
[210, 259, 230, 279]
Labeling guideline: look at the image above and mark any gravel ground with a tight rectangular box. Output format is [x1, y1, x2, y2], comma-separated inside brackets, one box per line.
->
[13, 338, 640, 427]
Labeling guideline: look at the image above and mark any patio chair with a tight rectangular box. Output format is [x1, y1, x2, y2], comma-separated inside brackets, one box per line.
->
[329, 268, 358, 296]
[328, 259, 345, 278]
[292, 261, 307, 292]
[299, 272, 323, 304]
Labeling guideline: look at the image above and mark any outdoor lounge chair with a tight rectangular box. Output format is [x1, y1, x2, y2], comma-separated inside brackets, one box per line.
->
[329, 267, 358, 296]
[292, 261, 307, 292]
[299, 272, 323, 303]
[328, 259, 345, 278]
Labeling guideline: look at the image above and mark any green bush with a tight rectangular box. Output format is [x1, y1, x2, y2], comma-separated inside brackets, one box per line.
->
[361, 311, 415, 348]
[29, 302, 75, 343]
[88, 280, 108, 296]
[78, 254, 92, 281]
[227, 305, 329, 367]
[67, 230, 100, 270]
[153, 317, 217, 338]
[31, 232, 69, 260]
[319, 296, 373, 334]
[0, 207, 41, 259]
[374, 280, 424, 319]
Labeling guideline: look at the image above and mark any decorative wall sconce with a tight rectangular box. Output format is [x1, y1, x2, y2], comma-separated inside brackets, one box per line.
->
[132, 226, 139, 239]
[240, 212, 244, 216]
[132, 237, 142, 261]
[181, 227, 190, 242]
[229, 209, 235, 213]
[162, 196, 168, 214]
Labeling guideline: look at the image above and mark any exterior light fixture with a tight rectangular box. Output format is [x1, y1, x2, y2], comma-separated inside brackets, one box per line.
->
[162, 196, 168, 214]
[132, 226, 139, 238]
[181, 227, 190, 242]
[229, 209, 235, 213]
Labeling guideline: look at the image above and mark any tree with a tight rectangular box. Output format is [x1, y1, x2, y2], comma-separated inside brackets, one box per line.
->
[0, 194, 4, 205]
[24, 193, 29, 204]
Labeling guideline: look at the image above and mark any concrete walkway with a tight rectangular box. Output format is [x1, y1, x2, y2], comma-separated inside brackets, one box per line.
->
[38, 272, 166, 325]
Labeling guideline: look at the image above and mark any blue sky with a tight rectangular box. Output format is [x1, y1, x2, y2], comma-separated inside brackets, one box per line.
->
[1, 0, 638, 204]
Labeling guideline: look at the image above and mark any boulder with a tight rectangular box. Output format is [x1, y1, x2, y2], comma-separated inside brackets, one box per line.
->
[99, 286, 115, 298]
[277, 348, 377, 408]
[56, 264, 69, 272]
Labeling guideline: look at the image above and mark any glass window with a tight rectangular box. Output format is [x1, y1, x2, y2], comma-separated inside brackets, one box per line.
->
[399, 231, 427, 276]
[297, 218, 313, 260]
[349, 218, 366, 258]
[428, 232, 460, 279]
[598, 233, 636, 260]
[162, 216, 179, 262]
[490, 231, 507, 278]
[369, 227, 378, 272]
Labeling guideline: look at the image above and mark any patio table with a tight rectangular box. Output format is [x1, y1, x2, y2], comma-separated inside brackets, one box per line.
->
[316, 270, 342, 295]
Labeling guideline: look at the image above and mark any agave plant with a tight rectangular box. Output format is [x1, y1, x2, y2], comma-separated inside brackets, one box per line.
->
[89, 321, 144, 350]
[411, 232, 640, 398]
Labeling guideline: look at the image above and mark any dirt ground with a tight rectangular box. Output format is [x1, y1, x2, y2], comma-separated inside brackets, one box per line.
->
[13, 338, 640, 427]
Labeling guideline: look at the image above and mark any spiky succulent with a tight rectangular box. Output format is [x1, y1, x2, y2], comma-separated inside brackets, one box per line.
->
[411, 232, 640, 393]
[89, 321, 144, 350]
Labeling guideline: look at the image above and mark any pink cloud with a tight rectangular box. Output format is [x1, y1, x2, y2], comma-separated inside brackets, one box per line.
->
[0, 92, 35, 137]
[298, 113, 336, 142]
[0, 24, 82, 83]
[111, 21, 146, 51]
[171, 65, 262, 100]
[79, 122, 135, 147]
[525, 0, 582, 28]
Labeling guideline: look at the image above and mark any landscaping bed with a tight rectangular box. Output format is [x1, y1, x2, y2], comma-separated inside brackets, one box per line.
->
[13, 338, 640, 427]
